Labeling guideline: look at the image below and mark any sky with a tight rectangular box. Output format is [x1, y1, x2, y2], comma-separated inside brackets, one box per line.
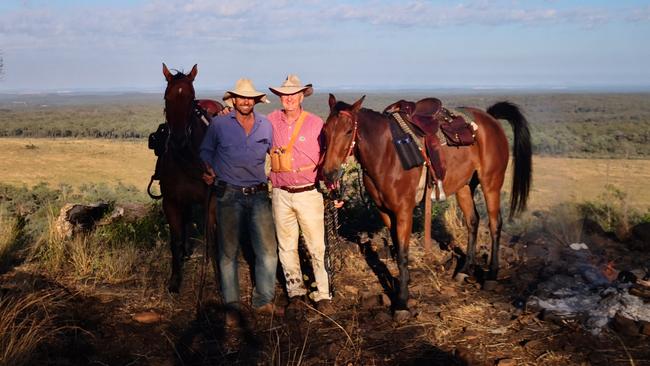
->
[1, 0, 649, 92]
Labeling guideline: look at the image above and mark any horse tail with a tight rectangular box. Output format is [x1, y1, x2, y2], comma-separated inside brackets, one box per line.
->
[487, 101, 532, 219]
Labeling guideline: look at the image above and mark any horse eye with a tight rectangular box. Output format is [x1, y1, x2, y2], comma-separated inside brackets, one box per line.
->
[346, 130, 353, 135]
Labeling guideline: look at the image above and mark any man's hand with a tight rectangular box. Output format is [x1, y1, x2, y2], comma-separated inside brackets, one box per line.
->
[218, 106, 232, 116]
[202, 163, 216, 185]
[333, 200, 345, 209]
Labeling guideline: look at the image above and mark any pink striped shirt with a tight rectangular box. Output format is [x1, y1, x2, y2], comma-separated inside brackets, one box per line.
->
[267, 109, 323, 187]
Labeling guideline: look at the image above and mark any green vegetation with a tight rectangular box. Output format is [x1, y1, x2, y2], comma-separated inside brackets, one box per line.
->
[0, 182, 168, 283]
[1, 92, 650, 157]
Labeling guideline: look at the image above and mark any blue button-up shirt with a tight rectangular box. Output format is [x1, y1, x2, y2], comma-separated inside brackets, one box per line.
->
[200, 111, 272, 187]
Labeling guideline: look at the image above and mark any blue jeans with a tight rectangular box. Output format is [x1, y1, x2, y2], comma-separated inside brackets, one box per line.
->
[216, 187, 278, 308]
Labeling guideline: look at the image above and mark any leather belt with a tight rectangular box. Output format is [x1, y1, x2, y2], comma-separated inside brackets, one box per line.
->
[218, 181, 268, 195]
[278, 184, 316, 194]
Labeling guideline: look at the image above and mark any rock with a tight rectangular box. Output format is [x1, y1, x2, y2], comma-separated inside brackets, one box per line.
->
[496, 358, 516, 366]
[360, 292, 380, 309]
[133, 311, 162, 324]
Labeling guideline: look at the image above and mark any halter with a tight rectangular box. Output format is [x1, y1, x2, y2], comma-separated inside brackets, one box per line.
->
[338, 109, 358, 157]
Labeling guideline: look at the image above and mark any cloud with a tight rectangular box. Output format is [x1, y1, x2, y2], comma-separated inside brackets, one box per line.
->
[0, 0, 648, 50]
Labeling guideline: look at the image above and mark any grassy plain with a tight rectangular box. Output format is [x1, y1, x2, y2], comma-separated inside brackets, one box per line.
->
[1, 138, 154, 189]
[1, 138, 649, 211]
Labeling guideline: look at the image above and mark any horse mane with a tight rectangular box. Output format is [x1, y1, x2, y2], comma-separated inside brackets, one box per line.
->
[169, 69, 190, 80]
[332, 101, 383, 118]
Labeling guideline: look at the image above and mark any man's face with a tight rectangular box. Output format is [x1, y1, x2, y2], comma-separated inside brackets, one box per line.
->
[233, 96, 255, 116]
[280, 92, 304, 113]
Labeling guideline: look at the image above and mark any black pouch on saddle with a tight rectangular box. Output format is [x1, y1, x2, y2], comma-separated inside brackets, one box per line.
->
[388, 114, 425, 170]
[148, 123, 168, 156]
[439, 110, 475, 147]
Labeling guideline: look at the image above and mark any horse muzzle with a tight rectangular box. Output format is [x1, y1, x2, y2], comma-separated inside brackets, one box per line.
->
[323, 167, 344, 187]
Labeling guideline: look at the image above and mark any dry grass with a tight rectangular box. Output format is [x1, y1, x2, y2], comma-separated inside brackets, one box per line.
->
[0, 205, 20, 265]
[523, 156, 650, 211]
[0, 138, 155, 189]
[1, 138, 650, 211]
[0, 290, 67, 366]
[32, 205, 141, 284]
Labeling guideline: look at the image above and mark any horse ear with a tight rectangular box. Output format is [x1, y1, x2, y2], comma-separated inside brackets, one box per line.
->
[163, 63, 172, 82]
[328, 93, 337, 111]
[351, 95, 366, 113]
[189, 64, 198, 81]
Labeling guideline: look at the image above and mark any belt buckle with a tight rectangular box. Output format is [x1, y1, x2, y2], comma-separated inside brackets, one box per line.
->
[242, 186, 252, 195]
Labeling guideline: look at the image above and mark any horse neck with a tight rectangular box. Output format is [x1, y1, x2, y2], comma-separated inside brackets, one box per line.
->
[355, 110, 391, 171]
[165, 100, 193, 135]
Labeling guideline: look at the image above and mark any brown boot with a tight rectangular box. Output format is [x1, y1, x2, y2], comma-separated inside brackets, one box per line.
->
[286, 295, 307, 319]
[255, 302, 285, 317]
[315, 299, 335, 316]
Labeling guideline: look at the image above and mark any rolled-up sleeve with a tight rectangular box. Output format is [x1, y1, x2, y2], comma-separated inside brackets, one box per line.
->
[200, 118, 219, 169]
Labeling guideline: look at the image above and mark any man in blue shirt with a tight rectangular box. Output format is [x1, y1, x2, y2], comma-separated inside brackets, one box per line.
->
[200, 78, 282, 324]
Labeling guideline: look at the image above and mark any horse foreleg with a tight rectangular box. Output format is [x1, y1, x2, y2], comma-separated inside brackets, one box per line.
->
[455, 185, 479, 278]
[164, 200, 185, 293]
[483, 188, 503, 281]
[394, 211, 413, 313]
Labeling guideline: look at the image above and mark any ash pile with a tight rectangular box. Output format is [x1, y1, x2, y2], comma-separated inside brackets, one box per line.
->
[524, 241, 650, 336]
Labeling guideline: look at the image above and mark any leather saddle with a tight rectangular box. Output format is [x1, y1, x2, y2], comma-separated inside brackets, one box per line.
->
[383, 98, 442, 136]
[196, 99, 224, 118]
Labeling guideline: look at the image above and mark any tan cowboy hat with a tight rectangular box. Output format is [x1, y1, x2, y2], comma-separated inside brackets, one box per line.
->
[223, 78, 270, 107]
[269, 74, 313, 97]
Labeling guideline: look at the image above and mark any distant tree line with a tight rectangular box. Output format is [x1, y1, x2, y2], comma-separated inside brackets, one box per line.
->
[1, 93, 650, 158]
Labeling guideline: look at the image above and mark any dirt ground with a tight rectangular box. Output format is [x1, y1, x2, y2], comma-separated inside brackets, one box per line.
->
[2, 220, 649, 366]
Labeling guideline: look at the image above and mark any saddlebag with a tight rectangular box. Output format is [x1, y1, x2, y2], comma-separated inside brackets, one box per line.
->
[388, 114, 425, 170]
[148, 123, 168, 156]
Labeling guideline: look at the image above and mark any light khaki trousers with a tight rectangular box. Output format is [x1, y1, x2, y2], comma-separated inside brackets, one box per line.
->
[272, 188, 331, 301]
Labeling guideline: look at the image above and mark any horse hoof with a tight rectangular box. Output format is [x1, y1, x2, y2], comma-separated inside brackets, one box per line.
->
[393, 310, 410, 323]
[482, 280, 499, 291]
[454, 273, 469, 283]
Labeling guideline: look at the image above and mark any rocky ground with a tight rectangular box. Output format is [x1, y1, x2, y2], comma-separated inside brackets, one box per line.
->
[2, 216, 650, 366]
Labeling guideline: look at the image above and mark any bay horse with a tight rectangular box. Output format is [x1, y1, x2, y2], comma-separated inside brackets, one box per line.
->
[321, 94, 532, 318]
[158, 63, 222, 292]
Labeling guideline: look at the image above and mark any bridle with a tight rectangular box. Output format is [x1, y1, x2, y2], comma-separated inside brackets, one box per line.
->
[338, 109, 359, 158]
[163, 79, 209, 153]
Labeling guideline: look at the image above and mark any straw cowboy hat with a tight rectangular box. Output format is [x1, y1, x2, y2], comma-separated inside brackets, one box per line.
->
[269, 74, 313, 97]
[223, 78, 270, 107]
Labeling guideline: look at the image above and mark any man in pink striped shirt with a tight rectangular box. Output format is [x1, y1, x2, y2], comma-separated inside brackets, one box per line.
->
[267, 75, 334, 316]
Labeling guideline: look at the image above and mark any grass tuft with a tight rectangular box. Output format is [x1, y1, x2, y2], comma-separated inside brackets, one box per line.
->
[0, 290, 67, 366]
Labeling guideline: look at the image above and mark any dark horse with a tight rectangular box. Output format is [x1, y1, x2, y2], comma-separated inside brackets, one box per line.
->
[321, 94, 532, 318]
[158, 63, 222, 292]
